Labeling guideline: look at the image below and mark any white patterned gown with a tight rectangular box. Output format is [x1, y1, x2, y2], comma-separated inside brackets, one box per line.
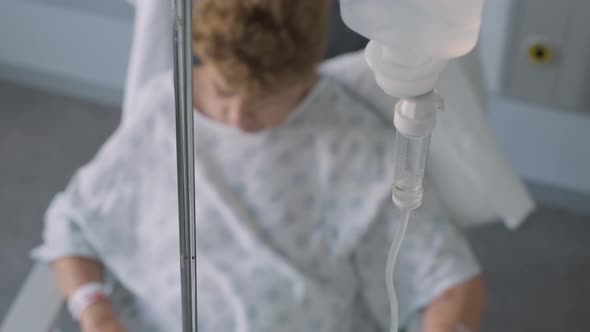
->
[33, 53, 480, 332]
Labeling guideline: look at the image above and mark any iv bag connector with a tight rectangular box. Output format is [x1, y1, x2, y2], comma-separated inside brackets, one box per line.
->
[394, 91, 443, 138]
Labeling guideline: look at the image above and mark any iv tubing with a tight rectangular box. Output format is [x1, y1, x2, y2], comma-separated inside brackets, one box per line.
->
[386, 209, 411, 332]
[387, 93, 438, 331]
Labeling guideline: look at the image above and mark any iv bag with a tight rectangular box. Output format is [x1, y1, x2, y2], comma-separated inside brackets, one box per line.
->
[339, 0, 484, 59]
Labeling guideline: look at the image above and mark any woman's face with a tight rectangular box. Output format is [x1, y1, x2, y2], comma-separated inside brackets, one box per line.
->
[194, 64, 315, 133]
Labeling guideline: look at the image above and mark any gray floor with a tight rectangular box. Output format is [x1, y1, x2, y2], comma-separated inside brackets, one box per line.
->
[1, 80, 589, 332]
[0, 80, 120, 322]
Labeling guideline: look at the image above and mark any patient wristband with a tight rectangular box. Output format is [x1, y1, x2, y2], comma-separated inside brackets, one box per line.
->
[67, 282, 110, 321]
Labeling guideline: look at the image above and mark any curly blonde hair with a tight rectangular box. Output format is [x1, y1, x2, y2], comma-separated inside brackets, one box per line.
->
[193, 0, 330, 94]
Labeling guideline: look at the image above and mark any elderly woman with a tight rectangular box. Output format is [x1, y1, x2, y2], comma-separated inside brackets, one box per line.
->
[33, 1, 484, 331]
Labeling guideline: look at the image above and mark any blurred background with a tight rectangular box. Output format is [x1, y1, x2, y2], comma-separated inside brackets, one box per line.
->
[0, 0, 588, 331]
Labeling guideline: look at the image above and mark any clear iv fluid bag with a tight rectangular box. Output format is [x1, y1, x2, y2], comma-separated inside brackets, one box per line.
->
[340, 0, 484, 60]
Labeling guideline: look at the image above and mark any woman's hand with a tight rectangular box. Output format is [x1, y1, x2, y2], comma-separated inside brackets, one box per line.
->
[80, 301, 127, 332]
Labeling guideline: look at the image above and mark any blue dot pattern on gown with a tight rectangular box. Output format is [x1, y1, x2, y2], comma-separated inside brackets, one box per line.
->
[32, 66, 481, 332]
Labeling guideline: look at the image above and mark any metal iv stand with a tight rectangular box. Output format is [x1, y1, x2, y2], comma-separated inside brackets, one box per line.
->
[172, 0, 198, 331]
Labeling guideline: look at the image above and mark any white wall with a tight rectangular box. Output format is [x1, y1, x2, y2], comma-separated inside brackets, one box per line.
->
[28, 0, 133, 20]
[488, 98, 590, 194]
[480, 0, 590, 204]
[0, 0, 133, 106]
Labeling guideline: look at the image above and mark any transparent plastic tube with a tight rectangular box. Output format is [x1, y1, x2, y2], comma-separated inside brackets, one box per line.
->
[392, 131, 430, 211]
[386, 208, 411, 332]
[387, 109, 432, 331]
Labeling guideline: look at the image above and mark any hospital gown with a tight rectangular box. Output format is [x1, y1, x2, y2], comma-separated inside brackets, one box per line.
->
[32, 58, 480, 332]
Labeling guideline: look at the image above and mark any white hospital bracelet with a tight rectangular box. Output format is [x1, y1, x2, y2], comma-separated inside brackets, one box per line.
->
[67, 282, 110, 321]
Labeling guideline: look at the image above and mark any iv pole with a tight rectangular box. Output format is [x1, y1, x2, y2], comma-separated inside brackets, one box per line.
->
[172, 0, 198, 331]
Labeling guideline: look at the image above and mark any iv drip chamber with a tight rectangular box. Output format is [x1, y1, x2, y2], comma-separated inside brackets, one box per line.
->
[392, 92, 443, 210]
